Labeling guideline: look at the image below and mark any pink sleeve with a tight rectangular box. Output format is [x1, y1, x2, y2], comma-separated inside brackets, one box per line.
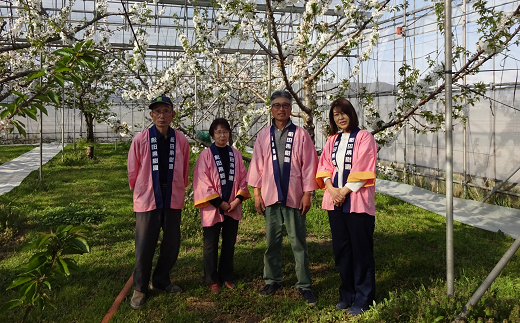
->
[300, 129, 319, 192]
[127, 135, 141, 190]
[246, 134, 264, 188]
[347, 131, 377, 186]
[316, 135, 336, 189]
[236, 150, 252, 200]
[193, 150, 220, 208]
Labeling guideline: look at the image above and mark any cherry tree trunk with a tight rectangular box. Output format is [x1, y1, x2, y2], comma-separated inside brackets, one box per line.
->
[302, 79, 316, 144]
[84, 113, 95, 142]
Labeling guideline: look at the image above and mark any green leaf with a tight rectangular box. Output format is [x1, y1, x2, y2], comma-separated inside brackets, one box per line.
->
[0, 108, 10, 119]
[7, 276, 33, 290]
[38, 105, 48, 115]
[54, 66, 71, 73]
[24, 281, 37, 302]
[18, 281, 35, 299]
[54, 74, 64, 87]
[0, 299, 23, 313]
[62, 238, 89, 255]
[69, 74, 82, 86]
[35, 94, 50, 102]
[71, 72, 83, 82]
[53, 48, 74, 57]
[24, 107, 37, 121]
[63, 258, 80, 272]
[18, 254, 47, 274]
[85, 39, 94, 49]
[57, 257, 70, 275]
[11, 90, 25, 97]
[22, 239, 40, 251]
[11, 120, 26, 136]
[74, 41, 84, 53]
[47, 91, 60, 106]
[81, 55, 96, 64]
[37, 234, 52, 248]
[42, 280, 51, 291]
[27, 70, 46, 81]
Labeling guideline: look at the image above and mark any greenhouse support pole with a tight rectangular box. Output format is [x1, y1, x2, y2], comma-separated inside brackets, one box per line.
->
[62, 93, 65, 161]
[267, 16, 272, 126]
[73, 95, 76, 150]
[39, 108, 43, 184]
[402, 5, 407, 184]
[444, 0, 454, 296]
[454, 236, 520, 321]
[39, 54, 43, 184]
[462, 0, 467, 198]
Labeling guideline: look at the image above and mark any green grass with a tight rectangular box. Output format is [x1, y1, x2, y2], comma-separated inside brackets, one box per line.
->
[0, 144, 37, 165]
[0, 144, 519, 322]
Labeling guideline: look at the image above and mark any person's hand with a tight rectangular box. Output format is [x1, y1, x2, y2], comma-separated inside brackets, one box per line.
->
[220, 201, 231, 212]
[328, 186, 345, 206]
[339, 186, 352, 197]
[254, 188, 265, 216]
[228, 198, 241, 213]
[299, 192, 312, 216]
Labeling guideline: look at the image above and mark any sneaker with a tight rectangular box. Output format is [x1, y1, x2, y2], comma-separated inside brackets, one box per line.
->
[298, 288, 317, 306]
[259, 282, 282, 296]
[153, 282, 182, 293]
[224, 281, 236, 289]
[347, 306, 365, 316]
[210, 283, 221, 295]
[130, 290, 146, 310]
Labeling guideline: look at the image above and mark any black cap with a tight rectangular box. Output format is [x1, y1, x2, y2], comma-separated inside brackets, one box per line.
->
[149, 96, 173, 109]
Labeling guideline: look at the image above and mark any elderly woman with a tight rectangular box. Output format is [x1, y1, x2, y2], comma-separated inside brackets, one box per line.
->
[194, 118, 251, 294]
[316, 98, 378, 316]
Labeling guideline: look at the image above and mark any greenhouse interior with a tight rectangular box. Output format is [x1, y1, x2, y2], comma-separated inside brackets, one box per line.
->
[1, 0, 520, 321]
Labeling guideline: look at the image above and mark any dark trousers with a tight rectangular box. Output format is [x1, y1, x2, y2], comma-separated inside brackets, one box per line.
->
[202, 215, 239, 285]
[133, 208, 181, 292]
[328, 211, 375, 309]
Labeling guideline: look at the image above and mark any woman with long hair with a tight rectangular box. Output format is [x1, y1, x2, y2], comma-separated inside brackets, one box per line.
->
[316, 98, 378, 316]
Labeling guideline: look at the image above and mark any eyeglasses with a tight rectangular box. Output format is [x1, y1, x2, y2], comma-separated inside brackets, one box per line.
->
[152, 110, 173, 116]
[214, 131, 230, 136]
[272, 103, 292, 110]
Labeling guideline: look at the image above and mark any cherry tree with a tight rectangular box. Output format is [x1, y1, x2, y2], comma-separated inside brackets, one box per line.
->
[123, 0, 520, 149]
[0, 0, 155, 138]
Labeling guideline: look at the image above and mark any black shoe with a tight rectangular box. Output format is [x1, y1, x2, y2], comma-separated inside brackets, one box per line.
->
[298, 288, 317, 306]
[259, 282, 282, 296]
[347, 306, 366, 316]
[335, 301, 350, 310]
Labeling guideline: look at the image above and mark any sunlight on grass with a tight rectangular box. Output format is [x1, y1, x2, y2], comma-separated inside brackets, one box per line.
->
[0, 144, 519, 322]
[0, 144, 37, 165]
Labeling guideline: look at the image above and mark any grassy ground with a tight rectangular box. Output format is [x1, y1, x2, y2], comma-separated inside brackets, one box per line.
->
[0, 144, 37, 165]
[0, 143, 519, 322]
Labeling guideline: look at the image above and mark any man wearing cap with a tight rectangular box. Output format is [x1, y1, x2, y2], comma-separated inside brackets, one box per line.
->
[127, 96, 190, 309]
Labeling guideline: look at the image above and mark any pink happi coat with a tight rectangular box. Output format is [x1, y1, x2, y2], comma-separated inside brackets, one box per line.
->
[316, 129, 377, 215]
[247, 125, 319, 209]
[127, 128, 190, 212]
[193, 146, 251, 227]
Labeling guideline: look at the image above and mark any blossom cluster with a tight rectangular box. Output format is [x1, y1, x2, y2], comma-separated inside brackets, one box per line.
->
[377, 163, 399, 181]
[0, 118, 12, 137]
[105, 115, 131, 137]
